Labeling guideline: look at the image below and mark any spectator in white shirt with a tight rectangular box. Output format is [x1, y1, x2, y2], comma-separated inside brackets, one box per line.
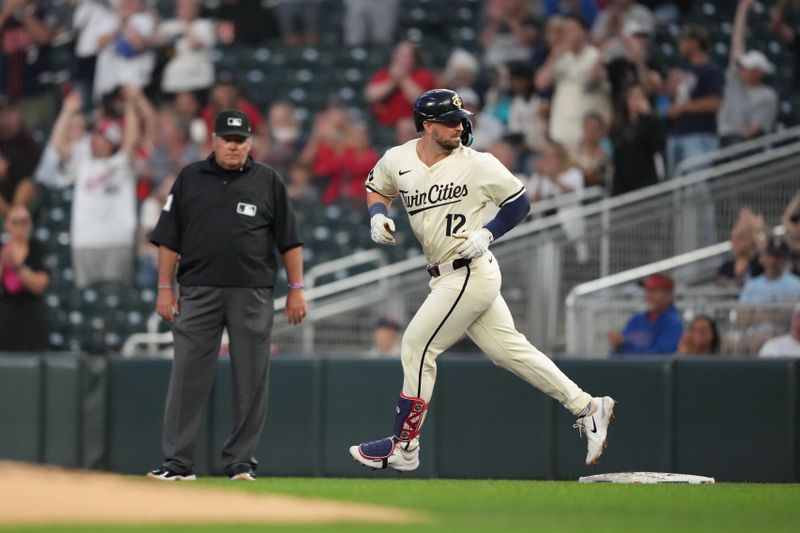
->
[48, 87, 147, 288]
[93, 0, 156, 101]
[536, 14, 610, 156]
[759, 304, 800, 357]
[155, 0, 216, 95]
[71, 0, 118, 104]
[717, 0, 779, 146]
[591, 0, 655, 56]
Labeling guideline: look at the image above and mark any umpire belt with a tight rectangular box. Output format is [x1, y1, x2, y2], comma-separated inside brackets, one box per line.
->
[426, 258, 472, 278]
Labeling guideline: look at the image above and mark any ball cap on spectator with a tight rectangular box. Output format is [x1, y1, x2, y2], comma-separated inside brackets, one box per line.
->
[214, 109, 252, 138]
[738, 50, 774, 74]
[642, 273, 675, 291]
[94, 118, 122, 147]
[765, 236, 790, 257]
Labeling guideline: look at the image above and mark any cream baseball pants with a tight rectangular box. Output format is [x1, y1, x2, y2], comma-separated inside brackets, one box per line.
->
[400, 252, 592, 416]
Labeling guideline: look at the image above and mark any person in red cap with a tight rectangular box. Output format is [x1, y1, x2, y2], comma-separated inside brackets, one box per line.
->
[608, 273, 684, 354]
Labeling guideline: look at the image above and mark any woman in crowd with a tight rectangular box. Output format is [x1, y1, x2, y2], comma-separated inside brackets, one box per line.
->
[678, 315, 720, 355]
[0, 205, 50, 351]
[609, 82, 664, 196]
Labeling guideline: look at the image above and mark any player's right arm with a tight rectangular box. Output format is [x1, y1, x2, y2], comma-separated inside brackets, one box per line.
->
[368, 191, 396, 245]
[365, 153, 400, 246]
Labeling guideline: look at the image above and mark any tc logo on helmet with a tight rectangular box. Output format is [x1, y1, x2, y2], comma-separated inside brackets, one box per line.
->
[452, 95, 462, 109]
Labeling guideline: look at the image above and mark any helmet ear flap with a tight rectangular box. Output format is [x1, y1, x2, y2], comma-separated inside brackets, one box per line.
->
[460, 118, 473, 146]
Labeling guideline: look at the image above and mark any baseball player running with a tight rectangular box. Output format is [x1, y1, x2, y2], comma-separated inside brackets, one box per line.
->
[349, 89, 615, 471]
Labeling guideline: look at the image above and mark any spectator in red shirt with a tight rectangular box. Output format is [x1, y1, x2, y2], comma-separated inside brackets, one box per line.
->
[299, 105, 378, 205]
[318, 123, 378, 205]
[364, 41, 436, 126]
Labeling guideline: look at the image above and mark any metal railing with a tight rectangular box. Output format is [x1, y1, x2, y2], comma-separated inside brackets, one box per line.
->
[566, 222, 795, 358]
[121, 249, 388, 357]
[565, 241, 731, 355]
[674, 125, 800, 177]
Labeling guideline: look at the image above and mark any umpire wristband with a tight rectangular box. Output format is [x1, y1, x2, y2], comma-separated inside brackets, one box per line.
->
[157, 285, 174, 290]
[288, 283, 305, 290]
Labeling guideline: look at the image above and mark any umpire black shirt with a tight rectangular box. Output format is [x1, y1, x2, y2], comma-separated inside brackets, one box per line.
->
[149, 154, 302, 288]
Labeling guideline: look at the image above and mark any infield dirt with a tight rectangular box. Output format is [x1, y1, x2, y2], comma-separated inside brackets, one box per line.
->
[0, 461, 420, 526]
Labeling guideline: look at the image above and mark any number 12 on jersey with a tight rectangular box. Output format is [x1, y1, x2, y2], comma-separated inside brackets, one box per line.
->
[445, 214, 466, 236]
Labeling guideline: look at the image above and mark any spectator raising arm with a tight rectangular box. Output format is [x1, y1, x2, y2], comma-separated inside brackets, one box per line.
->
[730, 0, 753, 63]
[121, 87, 143, 159]
[50, 92, 83, 162]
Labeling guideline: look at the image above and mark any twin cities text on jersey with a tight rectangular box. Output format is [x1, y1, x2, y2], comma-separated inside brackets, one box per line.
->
[400, 182, 469, 216]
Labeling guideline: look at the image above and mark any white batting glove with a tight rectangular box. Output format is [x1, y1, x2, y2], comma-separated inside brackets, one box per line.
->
[370, 213, 396, 245]
[454, 229, 493, 259]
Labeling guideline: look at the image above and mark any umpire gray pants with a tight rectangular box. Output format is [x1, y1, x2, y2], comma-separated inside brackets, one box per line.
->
[161, 286, 274, 476]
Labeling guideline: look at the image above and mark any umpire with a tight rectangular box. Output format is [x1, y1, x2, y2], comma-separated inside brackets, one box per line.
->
[146, 109, 307, 481]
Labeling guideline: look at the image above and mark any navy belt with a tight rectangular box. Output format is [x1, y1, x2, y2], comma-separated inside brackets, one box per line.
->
[426, 258, 472, 278]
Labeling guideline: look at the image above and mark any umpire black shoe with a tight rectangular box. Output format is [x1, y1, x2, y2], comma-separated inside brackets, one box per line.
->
[146, 466, 197, 481]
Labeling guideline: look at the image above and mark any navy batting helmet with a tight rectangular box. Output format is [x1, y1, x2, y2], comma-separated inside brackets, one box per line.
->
[413, 89, 474, 146]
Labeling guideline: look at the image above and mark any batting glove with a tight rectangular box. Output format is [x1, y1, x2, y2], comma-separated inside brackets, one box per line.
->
[454, 228, 493, 259]
[370, 213, 396, 245]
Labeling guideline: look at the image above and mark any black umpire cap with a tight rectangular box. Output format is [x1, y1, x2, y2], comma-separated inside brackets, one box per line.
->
[215, 109, 252, 138]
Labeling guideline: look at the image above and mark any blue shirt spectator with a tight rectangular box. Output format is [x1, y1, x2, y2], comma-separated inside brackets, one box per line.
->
[740, 272, 800, 303]
[609, 273, 684, 354]
[740, 237, 800, 303]
[617, 304, 684, 354]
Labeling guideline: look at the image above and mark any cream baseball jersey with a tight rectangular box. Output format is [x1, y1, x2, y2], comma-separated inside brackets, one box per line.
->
[365, 139, 526, 264]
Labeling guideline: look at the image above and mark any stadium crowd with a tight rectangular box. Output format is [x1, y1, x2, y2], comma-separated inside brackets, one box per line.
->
[0, 0, 799, 356]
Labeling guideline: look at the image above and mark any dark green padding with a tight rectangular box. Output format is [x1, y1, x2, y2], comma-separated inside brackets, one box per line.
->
[320, 358, 438, 478]
[210, 358, 322, 476]
[43, 355, 81, 466]
[553, 357, 674, 480]
[0, 355, 43, 462]
[436, 356, 554, 479]
[106, 357, 210, 475]
[674, 359, 798, 482]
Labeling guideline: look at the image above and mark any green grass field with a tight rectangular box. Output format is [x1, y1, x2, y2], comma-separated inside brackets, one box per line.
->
[7, 478, 800, 533]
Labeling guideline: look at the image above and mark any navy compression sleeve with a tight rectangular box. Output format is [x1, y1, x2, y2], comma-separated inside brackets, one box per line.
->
[484, 194, 531, 241]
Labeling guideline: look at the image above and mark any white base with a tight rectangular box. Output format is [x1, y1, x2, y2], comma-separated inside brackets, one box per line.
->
[579, 472, 715, 484]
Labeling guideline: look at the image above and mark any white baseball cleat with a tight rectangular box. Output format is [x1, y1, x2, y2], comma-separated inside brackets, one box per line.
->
[574, 396, 616, 466]
[349, 436, 420, 472]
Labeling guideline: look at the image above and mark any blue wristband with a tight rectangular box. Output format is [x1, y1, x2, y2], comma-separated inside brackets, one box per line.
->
[368, 203, 389, 218]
